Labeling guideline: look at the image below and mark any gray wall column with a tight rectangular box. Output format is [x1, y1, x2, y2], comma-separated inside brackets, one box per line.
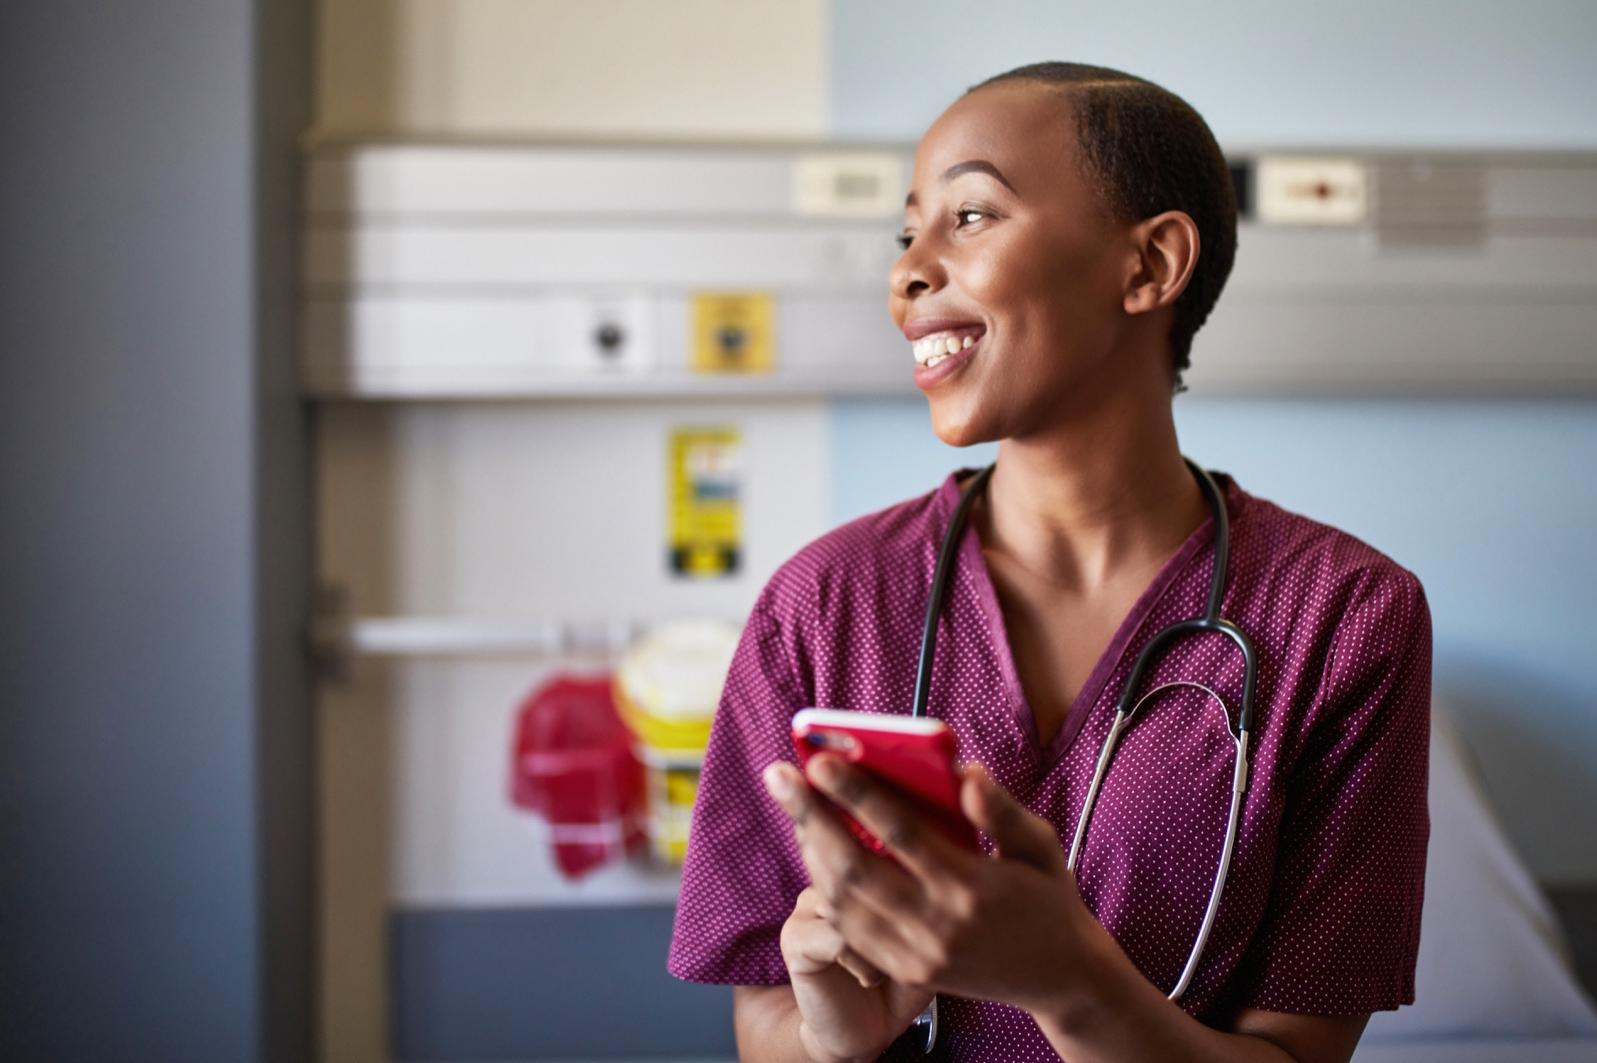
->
[0, 2, 311, 1060]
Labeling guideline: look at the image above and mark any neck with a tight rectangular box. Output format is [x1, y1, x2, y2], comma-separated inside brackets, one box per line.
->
[974, 377, 1208, 595]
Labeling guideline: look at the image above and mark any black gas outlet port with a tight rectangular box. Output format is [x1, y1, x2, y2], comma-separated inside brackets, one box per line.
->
[594, 322, 625, 358]
[716, 325, 746, 361]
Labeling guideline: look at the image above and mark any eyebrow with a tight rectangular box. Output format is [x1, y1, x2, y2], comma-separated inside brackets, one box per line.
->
[904, 159, 1017, 207]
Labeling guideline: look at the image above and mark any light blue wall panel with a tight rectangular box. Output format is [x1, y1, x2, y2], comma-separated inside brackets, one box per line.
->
[829, 0, 1597, 147]
[829, 401, 997, 523]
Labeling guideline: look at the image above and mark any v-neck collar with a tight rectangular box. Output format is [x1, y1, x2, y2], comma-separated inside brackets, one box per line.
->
[935, 465, 1247, 766]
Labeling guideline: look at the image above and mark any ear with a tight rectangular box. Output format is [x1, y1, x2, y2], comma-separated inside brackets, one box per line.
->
[1122, 210, 1200, 317]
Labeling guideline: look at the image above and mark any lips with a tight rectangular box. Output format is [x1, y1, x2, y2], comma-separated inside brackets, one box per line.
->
[906, 317, 986, 369]
[903, 316, 986, 389]
[902, 317, 986, 342]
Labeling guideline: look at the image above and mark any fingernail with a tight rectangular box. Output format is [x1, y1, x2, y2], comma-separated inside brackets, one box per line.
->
[811, 755, 841, 785]
[763, 763, 794, 800]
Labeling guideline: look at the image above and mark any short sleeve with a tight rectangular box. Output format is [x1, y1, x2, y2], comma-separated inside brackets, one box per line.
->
[1238, 568, 1433, 1015]
[667, 586, 811, 984]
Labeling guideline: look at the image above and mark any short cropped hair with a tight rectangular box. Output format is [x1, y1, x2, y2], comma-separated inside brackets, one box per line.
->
[967, 62, 1237, 393]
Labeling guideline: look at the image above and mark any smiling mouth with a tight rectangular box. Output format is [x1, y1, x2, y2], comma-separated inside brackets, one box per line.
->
[911, 325, 986, 369]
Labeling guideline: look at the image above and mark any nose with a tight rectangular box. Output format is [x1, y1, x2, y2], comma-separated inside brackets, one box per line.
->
[889, 237, 942, 301]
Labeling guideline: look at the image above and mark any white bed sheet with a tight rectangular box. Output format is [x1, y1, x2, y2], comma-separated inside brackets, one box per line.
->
[1357, 701, 1597, 1051]
[1355, 1039, 1597, 1062]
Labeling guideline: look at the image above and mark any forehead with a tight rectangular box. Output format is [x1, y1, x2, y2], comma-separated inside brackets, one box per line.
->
[908, 82, 1080, 201]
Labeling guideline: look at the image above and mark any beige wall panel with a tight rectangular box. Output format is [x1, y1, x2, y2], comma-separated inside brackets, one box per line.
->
[315, 0, 828, 137]
[314, 400, 829, 1059]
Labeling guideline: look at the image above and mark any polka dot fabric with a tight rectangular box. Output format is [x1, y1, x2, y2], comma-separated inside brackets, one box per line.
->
[668, 468, 1432, 1059]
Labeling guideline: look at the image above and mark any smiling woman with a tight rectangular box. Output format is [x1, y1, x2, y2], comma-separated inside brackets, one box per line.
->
[668, 62, 1431, 1063]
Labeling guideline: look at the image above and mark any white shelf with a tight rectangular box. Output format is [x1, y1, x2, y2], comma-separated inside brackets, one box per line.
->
[312, 614, 740, 660]
[302, 364, 913, 401]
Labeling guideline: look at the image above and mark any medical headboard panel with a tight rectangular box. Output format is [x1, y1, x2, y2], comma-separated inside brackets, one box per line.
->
[302, 140, 1597, 397]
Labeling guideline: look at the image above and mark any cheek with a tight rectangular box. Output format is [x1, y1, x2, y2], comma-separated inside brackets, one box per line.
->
[968, 233, 1106, 341]
[961, 238, 1037, 309]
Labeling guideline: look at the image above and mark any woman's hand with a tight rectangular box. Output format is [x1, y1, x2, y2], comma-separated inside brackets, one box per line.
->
[762, 754, 1097, 1024]
[766, 755, 1375, 1063]
[774, 884, 933, 1062]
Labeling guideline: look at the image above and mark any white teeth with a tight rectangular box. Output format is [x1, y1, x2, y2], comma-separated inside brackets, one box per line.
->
[925, 353, 949, 369]
[911, 329, 981, 365]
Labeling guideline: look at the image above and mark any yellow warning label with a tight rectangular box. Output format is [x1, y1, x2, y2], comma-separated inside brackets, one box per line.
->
[691, 292, 774, 374]
[668, 427, 742, 579]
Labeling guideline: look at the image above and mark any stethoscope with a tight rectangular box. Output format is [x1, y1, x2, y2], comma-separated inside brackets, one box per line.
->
[899, 458, 1258, 1053]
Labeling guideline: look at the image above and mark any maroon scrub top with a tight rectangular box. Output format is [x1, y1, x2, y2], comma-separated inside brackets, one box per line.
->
[668, 468, 1432, 1059]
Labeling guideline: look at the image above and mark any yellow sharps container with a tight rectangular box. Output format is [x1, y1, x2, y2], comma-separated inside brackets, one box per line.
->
[614, 619, 740, 864]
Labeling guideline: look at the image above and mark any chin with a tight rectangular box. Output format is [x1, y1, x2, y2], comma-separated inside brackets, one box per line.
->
[928, 404, 1000, 450]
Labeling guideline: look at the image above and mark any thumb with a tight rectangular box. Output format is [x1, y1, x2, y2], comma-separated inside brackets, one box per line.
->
[961, 763, 1068, 874]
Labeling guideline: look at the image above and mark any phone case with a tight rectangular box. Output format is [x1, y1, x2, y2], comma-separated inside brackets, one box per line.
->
[791, 708, 978, 854]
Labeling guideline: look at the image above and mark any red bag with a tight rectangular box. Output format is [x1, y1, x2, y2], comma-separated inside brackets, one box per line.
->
[509, 673, 645, 879]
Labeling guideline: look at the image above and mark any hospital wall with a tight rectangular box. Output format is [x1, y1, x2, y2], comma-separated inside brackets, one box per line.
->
[312, 2, 1597, 1060]
[307, 0, 1597, 876]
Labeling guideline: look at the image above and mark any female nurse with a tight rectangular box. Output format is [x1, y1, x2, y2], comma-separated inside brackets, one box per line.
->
[667, 62, 1432, 1063]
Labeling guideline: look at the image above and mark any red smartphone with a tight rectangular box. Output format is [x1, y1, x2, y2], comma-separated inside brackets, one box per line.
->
[791, 708, 978, 854]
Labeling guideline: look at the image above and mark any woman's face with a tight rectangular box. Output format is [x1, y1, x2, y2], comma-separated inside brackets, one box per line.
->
[889, 82, 1138, 447]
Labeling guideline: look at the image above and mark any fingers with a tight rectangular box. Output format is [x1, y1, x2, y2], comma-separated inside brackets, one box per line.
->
[836, 947, 884, 989]
[959, 763, 1067, 874]
[782, 895, 854, 977]
[828, 896, 926, 987]
[784, 888, 886, 988]
[763, 761, 812, 831]
[765, 757, 988, 990]
[800, 753, 968, 888]
[798, 887, 887, 983]
[763, 760, 921, 905]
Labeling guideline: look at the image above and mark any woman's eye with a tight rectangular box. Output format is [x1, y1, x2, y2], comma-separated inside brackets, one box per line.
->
[896, 208, 988, 250]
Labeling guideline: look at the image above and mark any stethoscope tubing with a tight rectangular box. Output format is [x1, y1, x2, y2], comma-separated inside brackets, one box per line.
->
[912, 457, 1258, 1007]
[1067, 681, 1251, 1002]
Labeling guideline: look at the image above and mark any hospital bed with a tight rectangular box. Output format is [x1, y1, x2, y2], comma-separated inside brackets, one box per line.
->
[1352, 701, 1597, 1061]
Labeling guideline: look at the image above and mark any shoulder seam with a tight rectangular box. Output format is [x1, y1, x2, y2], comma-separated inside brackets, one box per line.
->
[1304, 565, 1424, 726]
